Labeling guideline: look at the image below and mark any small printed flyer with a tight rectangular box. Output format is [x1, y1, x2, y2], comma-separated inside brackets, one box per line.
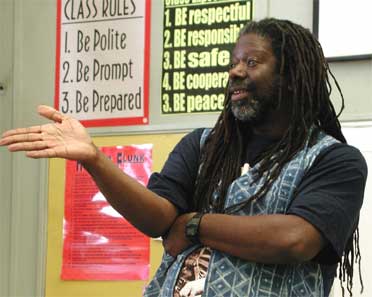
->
[61, 144, 152, 280]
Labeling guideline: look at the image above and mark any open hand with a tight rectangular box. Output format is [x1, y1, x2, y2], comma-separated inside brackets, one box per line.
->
[0, 105, 96, 161]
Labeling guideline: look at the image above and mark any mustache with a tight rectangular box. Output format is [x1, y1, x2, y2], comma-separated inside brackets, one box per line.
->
[228, 79, 256, 94]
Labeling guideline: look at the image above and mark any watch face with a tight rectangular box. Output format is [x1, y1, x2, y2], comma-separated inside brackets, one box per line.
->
[186, 214, 203, 243]
[187, 225, 197, 237]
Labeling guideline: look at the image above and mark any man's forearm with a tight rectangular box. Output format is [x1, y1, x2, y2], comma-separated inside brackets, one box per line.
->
[198, 213, 324, 264]
[82, 147, 177, 237]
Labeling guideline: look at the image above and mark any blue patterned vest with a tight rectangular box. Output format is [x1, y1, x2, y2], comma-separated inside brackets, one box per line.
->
[144, 129, 339, 297]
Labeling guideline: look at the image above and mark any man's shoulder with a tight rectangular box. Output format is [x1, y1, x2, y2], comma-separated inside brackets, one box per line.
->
[173, 128, 209, 155]
[190, 127, 207, 137]
[313, 141, 368, 177]
[319, 141, 366, 162]
[182, 128, 210, 144]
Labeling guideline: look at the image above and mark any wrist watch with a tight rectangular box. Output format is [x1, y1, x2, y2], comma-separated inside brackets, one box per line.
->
[185, 213, 204, 244]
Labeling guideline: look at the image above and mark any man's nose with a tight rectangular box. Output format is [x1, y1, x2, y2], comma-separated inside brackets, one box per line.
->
[229, 61, 248, 79]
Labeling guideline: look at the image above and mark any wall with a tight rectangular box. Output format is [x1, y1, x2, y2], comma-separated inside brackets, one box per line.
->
[0, 0, 371, 296]
[329, 61, 372, 121]
[0, 0, 53, 296]
[0, 1, 14, 296]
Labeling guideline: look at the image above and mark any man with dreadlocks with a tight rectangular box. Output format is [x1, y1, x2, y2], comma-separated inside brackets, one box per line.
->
[0, 18, 367, 297]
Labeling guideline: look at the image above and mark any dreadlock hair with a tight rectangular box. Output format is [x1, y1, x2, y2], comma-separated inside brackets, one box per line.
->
[192, 18, 362, 296]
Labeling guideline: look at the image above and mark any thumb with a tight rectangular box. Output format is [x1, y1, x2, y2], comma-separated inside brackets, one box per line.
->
[37, 105, 65, 123]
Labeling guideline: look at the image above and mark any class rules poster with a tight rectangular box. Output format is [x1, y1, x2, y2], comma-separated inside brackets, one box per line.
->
[62, 145, 152, 280]
[54, 0, 151, 127]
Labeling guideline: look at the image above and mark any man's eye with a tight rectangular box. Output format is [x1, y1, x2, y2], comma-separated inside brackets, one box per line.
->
[247, 59, 257, 67]
[229, 63, 236, 69]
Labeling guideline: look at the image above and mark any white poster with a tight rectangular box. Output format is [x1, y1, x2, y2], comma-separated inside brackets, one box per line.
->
[55, 0, 151, 127]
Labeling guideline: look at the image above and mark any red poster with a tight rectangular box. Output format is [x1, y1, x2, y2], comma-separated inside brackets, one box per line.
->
[62, 145, 152, 280]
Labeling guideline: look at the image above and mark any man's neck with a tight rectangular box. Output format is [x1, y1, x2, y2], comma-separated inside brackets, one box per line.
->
[251, 111, 289, 140]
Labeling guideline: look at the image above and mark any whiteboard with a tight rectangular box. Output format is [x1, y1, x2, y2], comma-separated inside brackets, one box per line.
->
[317, 0, 372, 59]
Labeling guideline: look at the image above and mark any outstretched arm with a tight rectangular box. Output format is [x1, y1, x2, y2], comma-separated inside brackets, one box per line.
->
[0, 105, 178, 237]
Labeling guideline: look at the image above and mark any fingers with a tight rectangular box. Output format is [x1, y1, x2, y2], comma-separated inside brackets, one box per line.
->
[26, 145, 70, 159]
[162, 238, 171, 255]
[0, 130, 43, 146]
[37, 105, 65, 123]
[1, 106, 65, 142]
[7, 140, 49, 152]
[1, 125, 42, 138]
[26, 148, 58, 159]
[6, 140, 67, 159]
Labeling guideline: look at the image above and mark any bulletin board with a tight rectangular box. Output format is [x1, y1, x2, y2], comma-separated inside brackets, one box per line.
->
[46, 132, 185, 297]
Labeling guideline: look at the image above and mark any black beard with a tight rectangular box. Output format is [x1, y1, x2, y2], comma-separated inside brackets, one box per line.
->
[229, 76, 281, 124]
[230, 90, 279, 124]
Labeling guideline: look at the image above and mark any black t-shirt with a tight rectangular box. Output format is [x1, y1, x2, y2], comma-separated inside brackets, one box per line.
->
[147, 128, 367, 295]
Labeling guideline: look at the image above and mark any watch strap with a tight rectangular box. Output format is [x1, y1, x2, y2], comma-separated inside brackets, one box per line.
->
[185, 213, 204, 244]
